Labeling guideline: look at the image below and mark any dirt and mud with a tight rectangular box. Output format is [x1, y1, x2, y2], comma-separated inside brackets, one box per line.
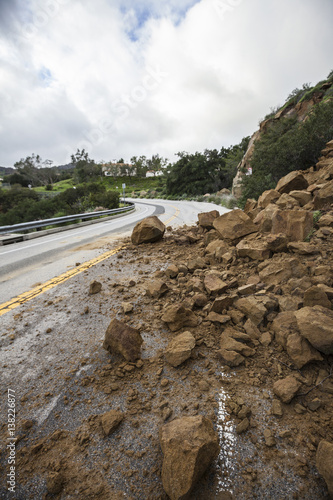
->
[0, 215, 332, 499]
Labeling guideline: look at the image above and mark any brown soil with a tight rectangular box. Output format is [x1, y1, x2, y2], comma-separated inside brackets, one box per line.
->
[0, 221, 332, 499]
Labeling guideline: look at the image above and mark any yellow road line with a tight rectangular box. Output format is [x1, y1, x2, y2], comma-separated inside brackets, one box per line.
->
[163, 205, 180, 226]
[0, 246, 125, 317]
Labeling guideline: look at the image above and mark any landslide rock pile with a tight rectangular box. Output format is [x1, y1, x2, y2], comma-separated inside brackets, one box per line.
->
[121, 139, 333, 498]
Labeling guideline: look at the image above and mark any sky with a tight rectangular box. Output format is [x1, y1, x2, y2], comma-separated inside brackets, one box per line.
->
[0, 0, 333, 167]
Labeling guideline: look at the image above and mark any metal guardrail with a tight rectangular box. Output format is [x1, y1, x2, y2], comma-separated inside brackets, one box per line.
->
[0, 203, 134, 234]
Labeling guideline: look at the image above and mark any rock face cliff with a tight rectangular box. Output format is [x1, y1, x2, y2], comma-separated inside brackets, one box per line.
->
[232, 77, 333, 198]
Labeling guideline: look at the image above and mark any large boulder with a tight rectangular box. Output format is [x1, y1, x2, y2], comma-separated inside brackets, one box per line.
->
[257, 189, 281, 209]
[198, 210, 220, 229]
[131, 216, 165, 245]
[316, 440, 333, 497]
[161, 304, 199, 332]
[103, 319, 143, 361]
[165, 331, 196, 367]
[275, 171, 308, 194]
[259, 257, 307, 286]
[271, 210, 313, 242]
[236, 236, 271, 261]
[146, 280, 169, 299]
[295, 306, 333, 355]
[313, 180, 333, 209]
[213, 209, 257, 242]
[286, 333, 323, 369]
[159, 416, 219, 500]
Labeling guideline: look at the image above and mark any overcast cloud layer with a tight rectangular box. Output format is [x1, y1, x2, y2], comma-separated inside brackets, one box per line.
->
[0, 0, 332, 167]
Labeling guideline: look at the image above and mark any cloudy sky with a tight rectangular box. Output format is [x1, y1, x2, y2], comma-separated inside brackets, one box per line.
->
[1, 0, 333, 167]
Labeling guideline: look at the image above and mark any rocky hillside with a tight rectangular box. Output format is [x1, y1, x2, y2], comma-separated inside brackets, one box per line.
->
[232, 75, 333, 199]
[1, 141, 332, 499]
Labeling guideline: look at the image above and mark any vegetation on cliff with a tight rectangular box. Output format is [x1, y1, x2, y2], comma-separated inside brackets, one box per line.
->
[239, 72, 333, 205]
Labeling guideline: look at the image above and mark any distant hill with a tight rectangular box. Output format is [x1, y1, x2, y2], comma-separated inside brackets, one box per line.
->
[0, 166, 15, 176]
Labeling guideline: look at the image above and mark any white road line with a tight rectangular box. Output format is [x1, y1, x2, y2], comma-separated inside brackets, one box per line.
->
[0, 205, 150, 256]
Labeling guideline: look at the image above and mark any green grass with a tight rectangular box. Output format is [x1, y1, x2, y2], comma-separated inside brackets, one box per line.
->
[33, 179, 74, 193]
[32, 176, 166, 197]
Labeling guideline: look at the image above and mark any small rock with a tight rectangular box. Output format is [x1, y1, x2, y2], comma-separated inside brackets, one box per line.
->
[146, 280, 169, 299]
[273, 375, 301, 404]
[89, 281, 102, 295]
[100, 410, 124, 436]
[165, 331, 196, 367]
[264, 429, 276, 447]
[236, 418, 250, 434]
[271, 400, 283, 417]
[165, 265, 179, 279]
[121, 302, 133, 314]
[103, 319, 143, 362]
[307, 398, 322, 412]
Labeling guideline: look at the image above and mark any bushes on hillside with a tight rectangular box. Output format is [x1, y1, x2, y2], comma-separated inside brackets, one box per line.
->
[0, 183, 119, 226]
[240, 98, 333, 203]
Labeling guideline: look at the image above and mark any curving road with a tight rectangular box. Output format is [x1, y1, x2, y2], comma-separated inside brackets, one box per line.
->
[0, 199, 229, 304]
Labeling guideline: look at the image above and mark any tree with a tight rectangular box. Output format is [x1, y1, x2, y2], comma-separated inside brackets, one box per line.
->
[130, 155, 148, 177]
[8, 154, 55, 187]
[71, 149, 101, 183]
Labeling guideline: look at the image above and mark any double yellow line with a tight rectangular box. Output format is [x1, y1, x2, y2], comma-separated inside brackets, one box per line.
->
[0, 246, 124, 317]
[0, 204, 181, 317]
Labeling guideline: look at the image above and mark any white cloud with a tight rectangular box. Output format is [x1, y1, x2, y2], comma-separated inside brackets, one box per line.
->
[0, 0, 332, 166]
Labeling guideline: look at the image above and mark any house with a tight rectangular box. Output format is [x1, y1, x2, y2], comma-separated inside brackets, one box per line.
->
[102, 163, 136, 177]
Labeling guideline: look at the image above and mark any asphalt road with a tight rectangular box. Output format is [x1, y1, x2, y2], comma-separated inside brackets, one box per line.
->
[0, 199, 229, 304]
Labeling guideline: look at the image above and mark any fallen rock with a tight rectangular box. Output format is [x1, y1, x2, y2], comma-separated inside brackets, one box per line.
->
[121, 302, 133, 314]
[161, 304, 199, 332]
[187, 257, 206, 272]
[273, 375, 301, 404]
[254, 203, 279, 233]
[275, 193, 299, 209]
[220, 327, 256, 357]
[271, 311, 298, 348]
[100, 409, 124, 436]
[313, 180, 333, 209]
[286, 333, 323, 369]
[89, 280, 102, 295]
[257, 189, 281, 209]
[193, 293, 208, 308]
[289, 190, 312, 206]
[316, 440, 333, 497]
[303, 285, 331, 309]
[259, 257, 307, 286]
[159, 416, 219, 500]
[146, 280, 169, 299]
[198, 210, 220, 229]
[287, 242, 320, 255]
[165, 265, 179, 279]
[131, 216, 165, 245]
[103, 319, 143, 361]
[275, 171, 308, 194]
[236, 237, 270, 261]
[234, 296, 268, 325]
[206, 312, 231, 324]
[204, 273, 228, 295]
[295, 306, 333, 354]
[213, 209, 257, 242]
[271, 209, 313, 242]
[165, 331, 196, 367]
[211, 295, 237, 313]
[236, 418, 250, 434]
